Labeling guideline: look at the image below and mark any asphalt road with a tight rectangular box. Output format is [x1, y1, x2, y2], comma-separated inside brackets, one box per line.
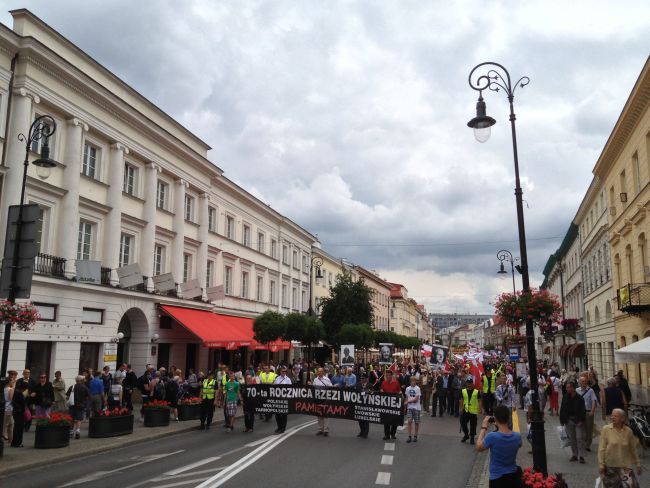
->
[4, 412, 477, 488]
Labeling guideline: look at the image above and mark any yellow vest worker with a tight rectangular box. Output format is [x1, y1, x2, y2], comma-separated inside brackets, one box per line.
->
[199, 377, 217, 430]
[482, 374, 496, 394]
[460, 379, 480, 444]
[259, 371, 276, 384]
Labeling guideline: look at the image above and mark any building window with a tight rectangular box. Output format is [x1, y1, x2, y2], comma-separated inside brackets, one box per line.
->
[82, 308, 104, 324]
[82, 143, 98, 179]
[281, 284, 288, 307]
[206, 260, 214, 288]
[282, 245, 289, 265]
[77, 221, 93, 260]
[183, 253, 192, 282]
[269, 280, 276, 304]
[119, 233, 132, 268]
[241, 271, 249, 299]
[226, 216, 235, 239]
[224, 266, 233, 295]
[293, 251, 299, 268]
[292, 287, 297, 310]
[302, 255, 307, 272]
[256, 276, 264, 302]
[208, 207, 216, 232]
[123, 163, 137, 195]
[153, 245, 165, 275]
[257, 232, 265, 253]
[243, 225, 251, 247]
[302, 290, 307, 312]
[633, 152, 641, 195]
[271, 239, 277, 259]
[184, 195, 194, 222]
[156, 180, 168, 209]
[33, 303, 57, 322]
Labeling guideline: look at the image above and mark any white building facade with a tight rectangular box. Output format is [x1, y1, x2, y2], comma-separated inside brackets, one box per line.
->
[0, 10, 316, 384]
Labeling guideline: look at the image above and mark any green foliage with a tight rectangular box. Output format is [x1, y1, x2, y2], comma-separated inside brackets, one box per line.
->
[284, 313, 307, 341]
[320, 270, 374, 341]
[253, 310, 287, 344]
[484, 343, 495, 351]
[302, 316, 325, 346]
[335, 323, 374, 348]
[372, 329, 421, 349]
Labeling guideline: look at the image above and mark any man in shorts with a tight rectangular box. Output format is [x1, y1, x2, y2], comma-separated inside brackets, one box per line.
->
[405, 375, 421, 443]
[220, 370, 241, 432]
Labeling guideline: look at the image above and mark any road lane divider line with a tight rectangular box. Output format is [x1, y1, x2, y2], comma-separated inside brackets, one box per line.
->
[244, 435, 276, 447]
[375, 472, 391, 485]
[195, 420, 317, 488]
[383, 442, 395, 451]
[156, 478, 212, 488]
[164, 457, 221, 476]
[380, 455, 394, 465]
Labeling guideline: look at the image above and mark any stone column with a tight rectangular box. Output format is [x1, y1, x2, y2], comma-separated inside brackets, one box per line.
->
[141, 162, 161, 291]
[172, 179, 188, 287]
[0, 89, 39, 253]
[103, 143, 128, 285]
[215, 250, 224, 293]
[60, 118, 88, 278]
[197, 193, 209, 299]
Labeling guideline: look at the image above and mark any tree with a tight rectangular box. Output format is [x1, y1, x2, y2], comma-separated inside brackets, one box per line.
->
[319, 270, 374, 342]
[335, 323, 374, 349]
[302, 316, 325, 363]
[284, 312, 307, 342]
[253, 310, 286, 362]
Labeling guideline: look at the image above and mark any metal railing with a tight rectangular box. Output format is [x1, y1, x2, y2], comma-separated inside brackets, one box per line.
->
[617, 283, 650, 313]
[33, 253, 66, 278]
[100, 267, 112, 285]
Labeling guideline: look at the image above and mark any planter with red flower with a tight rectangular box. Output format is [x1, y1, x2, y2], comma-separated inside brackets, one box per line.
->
[34, 413, 72, 449]
[142, 399, 171, 427]
[560, 318, 580, 333]
[89, 407, 134, 438]
[0, 300, 40, 331]
[520, 467, 567, 487]
[177, 397, 202, 421]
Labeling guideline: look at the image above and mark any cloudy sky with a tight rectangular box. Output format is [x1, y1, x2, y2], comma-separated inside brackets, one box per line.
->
[3, 1, 649, 314]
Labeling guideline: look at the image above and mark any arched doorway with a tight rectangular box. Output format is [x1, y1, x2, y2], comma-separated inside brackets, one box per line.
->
[115, 308, 149, 370]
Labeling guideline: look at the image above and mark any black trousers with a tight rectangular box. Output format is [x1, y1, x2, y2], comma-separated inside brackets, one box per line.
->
[275, 413, 287, 432]
[519, 387, 529, 409]
[448, 389, 459, 415]
[383, 423, 397, 438]
[489, 470, 521, 488]
[483, 392, 495, 415]
[200, 398, 215, 427]
[437, 388, 448, 416]
[244, 411, 255, 430]
[461, 412, 477, 437]
[123, 388, 133, 410]
[11, 410, 24, 446]
[358, 420, 370, 437]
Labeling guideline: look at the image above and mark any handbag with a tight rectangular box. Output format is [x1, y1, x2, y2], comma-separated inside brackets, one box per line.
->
[24, 408, 32, 422]
[66, 388, 75, 407]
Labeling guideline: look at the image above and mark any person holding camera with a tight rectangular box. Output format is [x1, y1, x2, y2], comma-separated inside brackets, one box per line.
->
[476, 405, 522, 487]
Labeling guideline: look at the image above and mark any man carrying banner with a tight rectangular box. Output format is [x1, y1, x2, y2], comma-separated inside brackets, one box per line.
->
[381, 369, 402, 440]
[355, 372, 372, 438]
[313, 368, 332, 436]
[258, 364, 276, 422]
[273, 366, 292, 434]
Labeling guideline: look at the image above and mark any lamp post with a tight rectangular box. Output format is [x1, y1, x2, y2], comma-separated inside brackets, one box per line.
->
[307, 256, 323, 317]
[467, 62, 548, 474]
[497, 249, 516, 294]
[1, 115, 57, 379]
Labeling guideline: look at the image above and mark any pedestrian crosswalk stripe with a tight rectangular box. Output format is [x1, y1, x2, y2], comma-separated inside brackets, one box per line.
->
[381, 455, 394, 465]
[376, 472, 391, 485]
[384, 442, 395, 451]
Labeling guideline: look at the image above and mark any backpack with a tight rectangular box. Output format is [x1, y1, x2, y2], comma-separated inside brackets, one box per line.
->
[153, 380, 166, 400]
[165, 380, 178, 400]
[137, 374, 149, 394]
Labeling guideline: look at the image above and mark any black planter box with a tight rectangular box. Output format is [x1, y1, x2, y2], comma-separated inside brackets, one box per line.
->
[177, 404, 201, 421]
[35, 425, 70, 449]
[143, 408, 170, 427]
[89, 414, 134, 438]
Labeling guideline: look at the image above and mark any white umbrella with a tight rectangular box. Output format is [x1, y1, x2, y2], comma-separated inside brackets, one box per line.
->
[614, 336, 650, 363]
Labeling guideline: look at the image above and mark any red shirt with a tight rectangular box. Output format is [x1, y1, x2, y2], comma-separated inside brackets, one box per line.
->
[381, 379, 402, 394]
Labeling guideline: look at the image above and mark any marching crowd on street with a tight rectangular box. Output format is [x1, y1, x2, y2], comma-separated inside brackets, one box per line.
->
[2, 356, 645, 487]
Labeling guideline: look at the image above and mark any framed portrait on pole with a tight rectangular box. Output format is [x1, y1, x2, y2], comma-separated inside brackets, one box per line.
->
[340, 345, 355, 366]
[378, 343, 394, 365]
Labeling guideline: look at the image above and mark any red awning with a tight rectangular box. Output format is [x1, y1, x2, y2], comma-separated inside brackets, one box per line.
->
[568, 343, 585, 358]
[559, 344, 570, 358]
[159, 305, 291, 351]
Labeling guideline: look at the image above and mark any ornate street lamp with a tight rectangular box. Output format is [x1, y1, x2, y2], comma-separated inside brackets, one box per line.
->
[468, 63, 548, 474]
[307, 255, 323, 316]
[497, 249, 516, 295]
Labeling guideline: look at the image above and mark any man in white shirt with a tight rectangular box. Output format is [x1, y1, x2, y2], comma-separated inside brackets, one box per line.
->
[577, 374, 598, 452]
[313, 368, 332, 436]
[272, 366, 292, 434]
[405, 375, 421, 443]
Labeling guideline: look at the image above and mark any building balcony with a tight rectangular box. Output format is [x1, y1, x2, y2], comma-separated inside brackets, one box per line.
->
[34, 253, 66, 278]
[617, 283, 650, 314]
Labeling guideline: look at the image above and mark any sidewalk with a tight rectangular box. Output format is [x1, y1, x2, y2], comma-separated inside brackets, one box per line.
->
[478, 409, 649, 487]
[0, 408, 233, 476]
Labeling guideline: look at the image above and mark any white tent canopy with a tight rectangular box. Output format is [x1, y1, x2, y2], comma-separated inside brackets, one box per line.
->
[614, 336, 650, 363]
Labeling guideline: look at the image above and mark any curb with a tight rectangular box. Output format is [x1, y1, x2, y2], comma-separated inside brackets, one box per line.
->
[465, 449, 490, 488]
[0, 416, 240, 477]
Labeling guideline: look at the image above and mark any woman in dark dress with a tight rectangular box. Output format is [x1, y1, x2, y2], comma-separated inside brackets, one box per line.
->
[10, 383, 26, 447]
[601, 377, 626, 421]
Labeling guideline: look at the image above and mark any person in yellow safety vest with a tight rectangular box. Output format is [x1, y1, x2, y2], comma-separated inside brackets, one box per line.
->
[199, 371, 218, 430]
[459, 377, 480, 445]
[258, 365, 276, 421]
[482, 368, 497, 416]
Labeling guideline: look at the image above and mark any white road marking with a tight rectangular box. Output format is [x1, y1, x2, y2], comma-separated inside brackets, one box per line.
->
[244, 435, 276, 447]
[384, 442, 395, 451]
[380, 455, 394, 465]
[376, 472, 391, 485]
[164, 457, 221, 476]
[195, 420, 317, 488]
[58, 450, 185, 487]
[155, 478, 210, 488]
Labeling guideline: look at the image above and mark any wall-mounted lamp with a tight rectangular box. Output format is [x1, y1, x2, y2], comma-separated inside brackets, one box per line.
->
[111, 332, 125, 343]
[151, 333, 160, 343]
